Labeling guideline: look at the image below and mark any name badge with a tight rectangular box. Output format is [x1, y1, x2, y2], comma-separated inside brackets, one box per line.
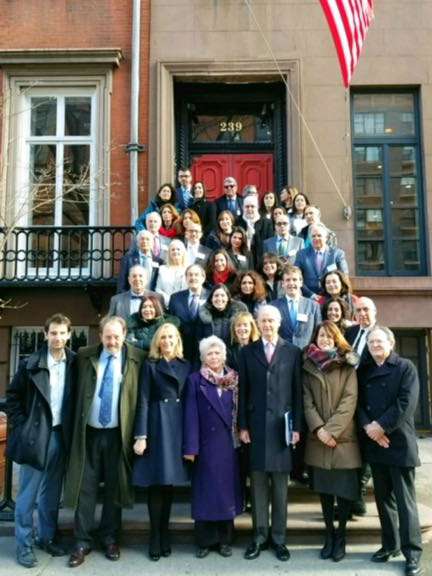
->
[288, 249, 296, 257]
[297, 313, 308, 322]
[237, 254, 246, 262]
[160, 244, 168, 251]
[197, 252, 206, 259]
[236, 209, 242, 216]
[152, 261, 160, 268]
[326, 263, 337, 272]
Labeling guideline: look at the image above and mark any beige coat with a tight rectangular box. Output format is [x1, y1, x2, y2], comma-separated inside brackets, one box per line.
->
[303, 357, 361, 470]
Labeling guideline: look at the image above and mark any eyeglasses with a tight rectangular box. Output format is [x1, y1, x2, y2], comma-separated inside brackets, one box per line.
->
[224, 184, 235, 188]
[276, 222, 289, 226]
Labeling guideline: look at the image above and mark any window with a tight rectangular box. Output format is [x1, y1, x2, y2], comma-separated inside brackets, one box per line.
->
[393, 329, 430, 428]
[10, 326, 89, 377]
[15, 88, 97, 275]
[352, 92, 426, 275]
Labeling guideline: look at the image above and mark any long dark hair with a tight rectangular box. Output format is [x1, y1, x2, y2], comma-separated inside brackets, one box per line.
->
[232, 270, 266, 302]
[207, 283, 232, 313]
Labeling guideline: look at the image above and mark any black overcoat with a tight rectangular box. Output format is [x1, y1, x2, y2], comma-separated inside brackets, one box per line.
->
[357, 352, 420, 468]
[6, 343, 76, 470]
[238, 338, 302, 472]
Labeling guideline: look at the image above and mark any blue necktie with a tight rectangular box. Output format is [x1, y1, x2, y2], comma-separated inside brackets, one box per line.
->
[98, 355, 114, 427]
[228, 199, 235, 213]
[288, 299, 297, 326]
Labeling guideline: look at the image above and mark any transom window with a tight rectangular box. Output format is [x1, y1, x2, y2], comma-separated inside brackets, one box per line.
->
[352, 91, 426, 276]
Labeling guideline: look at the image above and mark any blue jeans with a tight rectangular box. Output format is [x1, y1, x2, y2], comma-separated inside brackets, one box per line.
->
[15, 429, 65, 550]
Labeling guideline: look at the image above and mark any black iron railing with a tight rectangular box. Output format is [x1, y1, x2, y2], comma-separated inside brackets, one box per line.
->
[0, 226, 134, 285]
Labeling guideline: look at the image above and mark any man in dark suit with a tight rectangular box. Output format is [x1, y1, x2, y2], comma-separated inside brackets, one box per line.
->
[271, 264, 321, 349]
[263, 215, 304, 264]
[216, 176, 243, 217]
[7, 313, 76, 568]
[184, 223, 212, 268]
[117, 230, 163, 293]
[176, 166, 194, 210]
[238, 305, 302, 562]
[345, 296, 378, 516]
[65, 316, 146, 567]
[109, 265, 163, 320]
[294, 223, 348, 298]
[357, 326, 424, 576]
[168, 264, 209, 366]
[345, 296, 377, 368]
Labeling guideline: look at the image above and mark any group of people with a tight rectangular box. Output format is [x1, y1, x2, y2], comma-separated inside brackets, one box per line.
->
[5, 167, 424, 576]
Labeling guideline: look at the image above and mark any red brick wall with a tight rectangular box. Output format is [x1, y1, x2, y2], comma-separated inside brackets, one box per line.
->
[0, 0, 151, 225]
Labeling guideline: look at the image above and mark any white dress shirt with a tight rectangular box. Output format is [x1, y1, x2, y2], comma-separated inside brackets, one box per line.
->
[47, 351, 67, 427]
[88, 349, 123, 429]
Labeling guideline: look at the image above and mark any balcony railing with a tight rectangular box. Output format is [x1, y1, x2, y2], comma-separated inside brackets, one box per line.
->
[0, 226, 134, 285]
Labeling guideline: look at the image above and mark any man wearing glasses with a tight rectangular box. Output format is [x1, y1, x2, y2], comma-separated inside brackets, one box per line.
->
[216, 176, 243, 217]
[263, 216, 304, 264]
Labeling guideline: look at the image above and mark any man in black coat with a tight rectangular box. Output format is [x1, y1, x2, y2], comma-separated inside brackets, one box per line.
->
[168, 264, 209, 367]
[238, 305, 302, 562]
[345, 295, 378, 515]
[357, 326, 424, 576]
[6, 313, 76, 568]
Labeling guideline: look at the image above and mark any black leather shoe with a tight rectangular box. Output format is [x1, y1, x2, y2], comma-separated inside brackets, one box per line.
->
[218, 544, 232, 557]
[161, 546, 171, 557]
[36, 538, 67, 557]
[371, 547, 401, 563]
[332, 533, 346, 562]
[351, 498, 367, 516]
[104, 543, 120, 561]
[244, 542, 261, 560]
[68, 546, 91, 568]
[273, 544, 290, 562]
[406, 558, 424, 576]
[320, 531, 334, 559]
[196, 547, 210, 559]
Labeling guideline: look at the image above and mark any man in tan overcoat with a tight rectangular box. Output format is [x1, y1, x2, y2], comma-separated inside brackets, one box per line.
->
[64, 315, 146, 567]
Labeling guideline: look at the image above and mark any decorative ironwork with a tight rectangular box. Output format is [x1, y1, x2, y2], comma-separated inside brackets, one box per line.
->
[0, 226, 134, 285]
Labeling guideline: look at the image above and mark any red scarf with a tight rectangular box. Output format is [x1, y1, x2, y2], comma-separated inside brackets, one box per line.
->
[159, 226, 178, 238]
[213, 269, 232, 285]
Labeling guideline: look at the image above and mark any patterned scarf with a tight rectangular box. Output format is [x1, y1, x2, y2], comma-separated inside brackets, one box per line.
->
[305, 343, 342, 372]
[200, 366, 239, 448]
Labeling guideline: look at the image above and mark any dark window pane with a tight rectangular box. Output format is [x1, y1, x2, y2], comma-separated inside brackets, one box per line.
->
[30, 97, 57, 136]
[357, 241, 385, 272]
[29, 144, 57, 226]
[353, 93, 415, 137]
[62, 145, 90, 226]
[65, 97, 92, 136]
[389, 146, 421, 272]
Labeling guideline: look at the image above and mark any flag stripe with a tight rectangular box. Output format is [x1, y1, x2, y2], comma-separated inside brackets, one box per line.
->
[319, 0, 374, 87]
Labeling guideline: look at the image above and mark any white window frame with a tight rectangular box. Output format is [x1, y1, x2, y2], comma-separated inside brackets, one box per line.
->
[15, 87, 98, 278]
[1, 64, 114, 281]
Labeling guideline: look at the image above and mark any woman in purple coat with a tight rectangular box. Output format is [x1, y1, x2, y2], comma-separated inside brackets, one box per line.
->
[183, 336, 243, 558]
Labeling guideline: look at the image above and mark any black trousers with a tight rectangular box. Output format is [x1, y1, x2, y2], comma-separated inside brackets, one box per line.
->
[371, 463, 422, 561]
[195, 520, 233, 548]
[74, 427, 122, 547]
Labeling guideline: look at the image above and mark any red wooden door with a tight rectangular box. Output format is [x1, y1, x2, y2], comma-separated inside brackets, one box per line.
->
[192, 153, 274, 201]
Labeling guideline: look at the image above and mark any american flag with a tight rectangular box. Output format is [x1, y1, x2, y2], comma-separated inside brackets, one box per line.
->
[319, 0, 375, 87]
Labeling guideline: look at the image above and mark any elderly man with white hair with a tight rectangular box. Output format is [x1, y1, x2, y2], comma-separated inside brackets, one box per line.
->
[183, 335, 243, 559]
[145, 212, 170, 260]
[357, 326, 424, 576]
[294, 223, 348, 298]
[117, 229, 164, 293]
[238, 305, 302, 562]
[109, 265, 163, 320]
[236, 194, 273, 264]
